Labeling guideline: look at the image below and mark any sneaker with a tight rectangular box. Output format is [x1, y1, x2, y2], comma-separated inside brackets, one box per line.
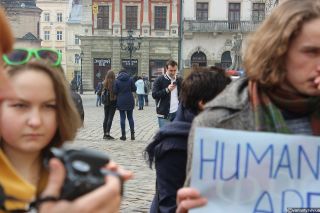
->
[106, 135, 115, 140]
[103, 134, 107, 139]
[120, 136, 126, 141]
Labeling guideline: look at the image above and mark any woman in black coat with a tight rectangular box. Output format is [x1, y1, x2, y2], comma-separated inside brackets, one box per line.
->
[113, 69, 137, 140]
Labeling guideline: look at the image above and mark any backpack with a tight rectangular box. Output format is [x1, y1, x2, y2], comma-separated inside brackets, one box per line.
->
[101, 89, 110, 106]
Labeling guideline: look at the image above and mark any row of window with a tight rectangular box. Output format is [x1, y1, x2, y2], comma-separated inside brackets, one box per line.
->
[196, 2, 265, 22]
[43, 31, 80, 44]
[97, 5, 167, 30]
[44, 12, 63, 22]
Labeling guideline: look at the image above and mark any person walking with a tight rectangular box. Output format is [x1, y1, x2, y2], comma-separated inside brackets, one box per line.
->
[135, 76, 145, 110]
[152, 59, 182, 128]
[177, 0, 320, 212]
[95, 80, 103, 106]
[102, 70, 117, 140]
[143, 75, 151, 106]
[114, 69, 137, 141]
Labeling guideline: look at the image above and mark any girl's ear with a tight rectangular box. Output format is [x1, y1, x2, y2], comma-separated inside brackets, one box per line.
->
[198, 100, 206, 111]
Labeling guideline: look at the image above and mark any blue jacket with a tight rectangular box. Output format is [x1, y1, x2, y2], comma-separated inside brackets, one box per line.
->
[114, 71, 136, 111]
[146, 105, 196, 213]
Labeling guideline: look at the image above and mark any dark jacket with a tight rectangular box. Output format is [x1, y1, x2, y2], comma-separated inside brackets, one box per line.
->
[152, 74, 182, 117]
[70, 90, 84, 124]
[113, 71, 136, 111]
[146, 105, 195, 213]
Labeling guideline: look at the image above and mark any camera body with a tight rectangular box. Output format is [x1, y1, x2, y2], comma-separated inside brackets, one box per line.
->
[172, 81, 177, 86]
[50, 147, 110, 200]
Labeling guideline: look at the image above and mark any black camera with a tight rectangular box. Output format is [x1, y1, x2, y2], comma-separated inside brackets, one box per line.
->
[172, 81, 177, 85]
[49, 147, 110, 200]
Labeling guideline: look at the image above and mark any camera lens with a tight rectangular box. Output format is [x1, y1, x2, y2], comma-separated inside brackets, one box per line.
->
[72, 160, 90, 174]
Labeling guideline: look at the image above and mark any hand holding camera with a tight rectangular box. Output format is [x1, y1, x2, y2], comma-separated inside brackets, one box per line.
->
[168, 81, 177, 91]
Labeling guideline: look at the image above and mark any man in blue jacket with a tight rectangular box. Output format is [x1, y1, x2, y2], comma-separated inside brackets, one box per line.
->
[152, 59, 182, 128]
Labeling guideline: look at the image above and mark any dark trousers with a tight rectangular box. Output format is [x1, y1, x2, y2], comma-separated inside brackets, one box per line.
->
[144, 94, 149, 104]
[119, 110, 134, 135]
[103, 104, 116, 134]
[138, 94, 144, 108]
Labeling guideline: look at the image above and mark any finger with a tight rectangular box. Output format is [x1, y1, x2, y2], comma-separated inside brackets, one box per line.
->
[176, 188, 201, 203]
[41, 158, 66, 198]
[176, 198, 207, 213]
[106, 161, 133, 181]
[73, 175, 121, 211]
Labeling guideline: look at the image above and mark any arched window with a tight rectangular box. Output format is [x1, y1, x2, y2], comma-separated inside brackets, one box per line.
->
[221, 51, 232, 69]
[191, 51, 207, 67]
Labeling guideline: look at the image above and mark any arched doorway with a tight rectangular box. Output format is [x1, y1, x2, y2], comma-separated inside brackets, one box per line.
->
[191, 51, 207, 67]
[221, 51, 232, 69]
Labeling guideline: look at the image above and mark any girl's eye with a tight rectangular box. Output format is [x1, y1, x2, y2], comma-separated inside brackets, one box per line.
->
[12, 103, 27, 108]
[45, 104, 57, 109]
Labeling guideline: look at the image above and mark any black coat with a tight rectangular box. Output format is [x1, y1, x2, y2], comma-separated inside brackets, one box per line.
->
[152, 74, 182, 117]
[146, 105, 196, 213]
[113, 71, 136, 111]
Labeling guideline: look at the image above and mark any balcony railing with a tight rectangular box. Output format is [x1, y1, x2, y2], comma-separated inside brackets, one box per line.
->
[184, 20, 262, 33]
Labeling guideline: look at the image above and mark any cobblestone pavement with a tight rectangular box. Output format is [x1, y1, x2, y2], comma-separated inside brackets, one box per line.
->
[73, 92, 159, 213]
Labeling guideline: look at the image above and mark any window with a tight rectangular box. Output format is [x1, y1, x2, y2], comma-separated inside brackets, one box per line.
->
[154, 6, 166, 30]
[57, 31, 63, 40]
[44, 13, 50, 22]
[57, 13, 63, 22]
[44, 31, 50, 40]
[75, 35, 80, 45]
[196, 2, 208, 21]
[126, 6, 138, 29]
[75, 54, 80, 64]
[97, 6, 109, 29]
[252, 3, 265, 22]
[228, 3, 241, 29]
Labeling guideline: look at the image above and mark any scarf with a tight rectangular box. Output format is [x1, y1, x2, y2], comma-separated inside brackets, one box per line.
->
[248, 81, 320, 135]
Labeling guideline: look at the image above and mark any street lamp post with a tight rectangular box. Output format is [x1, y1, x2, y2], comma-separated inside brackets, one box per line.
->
[119, 29, 142, 76]
[79, 51, 84, 94]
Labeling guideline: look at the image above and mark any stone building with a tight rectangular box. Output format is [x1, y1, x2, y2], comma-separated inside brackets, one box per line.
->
[0, 0, 42, 48]
[36, 0, 70, 72]
[80, 0, 180, 90]
[182, 0, 279, 75]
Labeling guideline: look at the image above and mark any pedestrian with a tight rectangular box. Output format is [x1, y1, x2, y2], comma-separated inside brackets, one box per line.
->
[102, 70, 117, 140]
[132, 75, 139, 106]
[145, 66, 231, 213]
[95, 80, 103, 106]
[70, 75, 78, 92]
[70, 80, 84, 124]
[152, 59, 182, 128]
[177, 0, 320, 212]
[0, 9, 132, 213]
[113, 69, 137, 141]
[135, 76, 145, 110]
[143, 75, 151, 106]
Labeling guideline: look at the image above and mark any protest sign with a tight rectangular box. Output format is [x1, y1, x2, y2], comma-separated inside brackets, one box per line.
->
[190, 128, 320, 213]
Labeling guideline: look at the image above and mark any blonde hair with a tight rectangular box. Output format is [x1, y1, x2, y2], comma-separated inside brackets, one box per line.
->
[244, 0, 320, 87]
[5, 61, 81, 149]
[0, 8, 14, 55]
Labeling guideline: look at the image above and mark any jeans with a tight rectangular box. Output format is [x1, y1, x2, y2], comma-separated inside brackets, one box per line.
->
[119, 110, 134, 134]
[157, 112, 176, 128]
[96, 95, 101, 106]
[103, 104, 116, 134]
[138, 94, 144, 108]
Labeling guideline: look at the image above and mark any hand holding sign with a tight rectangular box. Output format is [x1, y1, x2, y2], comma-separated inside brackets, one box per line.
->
[176, 187, 207, 213]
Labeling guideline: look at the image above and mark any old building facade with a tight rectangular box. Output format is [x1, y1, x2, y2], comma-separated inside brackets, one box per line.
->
[36, 0, 70, 72]
[80, 0, 180, 90]
[182, 0, 279, 75]
[0, 0, 42, 48]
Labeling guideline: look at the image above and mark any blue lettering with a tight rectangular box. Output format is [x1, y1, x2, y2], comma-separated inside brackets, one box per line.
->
[297, 145, 319, 179]
[307, 192, 320, 208]
[245, 144, 274, 178]
[219, 143, 240, 181]
[253, 191, 274, 213]
[281, 189, 303, 213]
[199, 139, 219, 179]
[273, 145, 293, 179]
